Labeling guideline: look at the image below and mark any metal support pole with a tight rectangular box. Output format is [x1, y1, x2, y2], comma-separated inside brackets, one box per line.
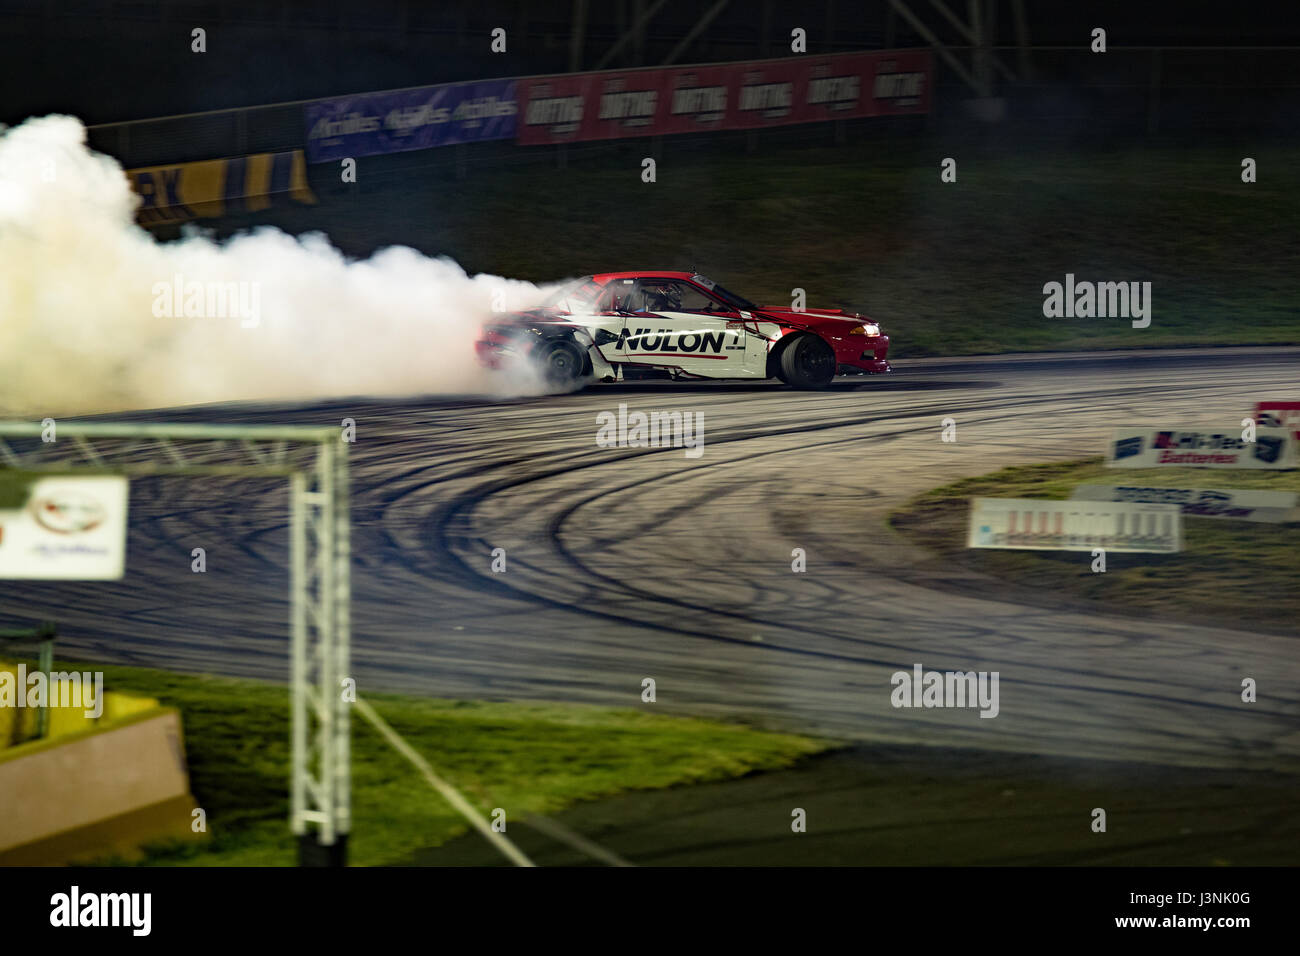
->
[1010, 0, 1031, 83]
[594, 0, 668, 71]
[293, 438, 349, 866]
[968, 0, 991, 98]
[663, 0, 731, 65]
[931, 0, 1015, 82]
[569, 0, 588, 72]
[333, 438, 352, 840]
[886, 0, 981, 95]
[290, 470, 307, 838]
[633, 0, 645, 64]
[36, 623, 54, 739]
[615, 0, 628, 65]
[315, 440, 337, 848]
[0, 622, 56, 741]
[1148, 48, 1162, 136]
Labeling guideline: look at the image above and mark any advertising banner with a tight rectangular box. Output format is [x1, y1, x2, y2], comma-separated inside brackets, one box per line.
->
[305, 79, 517, 162]
[517, 49, 931, 145]
[1072, 484, 1297, 522]
[0, 476, 129, 580]
[1106, 427, 1295, 469]
[129, 150, 316, 225]
[1255, 400, 1300, 440]
[967, 497, 1182, 553]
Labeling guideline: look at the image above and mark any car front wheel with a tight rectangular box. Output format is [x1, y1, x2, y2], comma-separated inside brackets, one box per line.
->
[779, 334, 836, 388]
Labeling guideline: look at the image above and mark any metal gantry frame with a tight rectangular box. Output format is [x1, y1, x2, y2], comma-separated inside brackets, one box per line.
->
[0, 421, 351, 865]
[885, 0, 1025, 97]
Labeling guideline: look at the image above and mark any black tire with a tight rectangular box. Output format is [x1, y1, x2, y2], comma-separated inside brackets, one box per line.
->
[778, 334, 837, 388]
[538, 337, 587, 387]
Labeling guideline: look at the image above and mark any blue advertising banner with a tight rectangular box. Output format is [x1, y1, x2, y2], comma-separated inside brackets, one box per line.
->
[305, 79, 517, 162]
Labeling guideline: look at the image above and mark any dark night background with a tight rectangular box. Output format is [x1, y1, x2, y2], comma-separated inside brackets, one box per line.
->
[3, 1, 1299, 129]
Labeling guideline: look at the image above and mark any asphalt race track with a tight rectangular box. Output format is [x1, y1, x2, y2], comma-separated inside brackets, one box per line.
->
[4, 347, 1298, 772]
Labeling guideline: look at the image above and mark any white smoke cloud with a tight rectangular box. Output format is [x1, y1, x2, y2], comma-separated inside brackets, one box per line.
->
[0, 115, 552, 416]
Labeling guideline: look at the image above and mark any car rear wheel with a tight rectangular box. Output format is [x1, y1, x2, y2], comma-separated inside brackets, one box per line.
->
[539, 338, 588, 388]
[779, 334, 836, 388]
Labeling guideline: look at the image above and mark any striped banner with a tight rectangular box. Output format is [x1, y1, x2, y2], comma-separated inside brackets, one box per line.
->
[128, 149, 317, 226]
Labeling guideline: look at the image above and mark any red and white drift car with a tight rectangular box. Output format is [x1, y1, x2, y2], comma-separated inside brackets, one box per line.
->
[475, 271, 891, 388]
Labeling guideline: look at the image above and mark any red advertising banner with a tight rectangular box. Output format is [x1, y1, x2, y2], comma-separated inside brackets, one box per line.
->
[517, 49, 931, 145]
[1256, 400, 1300, 440]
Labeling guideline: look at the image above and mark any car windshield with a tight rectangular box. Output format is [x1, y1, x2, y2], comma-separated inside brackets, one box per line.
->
[541, 277, 602, 312]
[713, 283, 758, 311]
[692, 275, 758, 311]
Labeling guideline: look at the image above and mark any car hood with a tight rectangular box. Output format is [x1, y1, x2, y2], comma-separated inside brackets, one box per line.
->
[754, 306, 876, 333]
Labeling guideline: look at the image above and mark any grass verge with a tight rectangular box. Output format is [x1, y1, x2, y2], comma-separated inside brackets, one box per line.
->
[889, 458, 1300, 632]
[37, 662, 827, 866]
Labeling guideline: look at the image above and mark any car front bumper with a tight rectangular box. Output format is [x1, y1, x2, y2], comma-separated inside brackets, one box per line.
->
[830, 333, 891, 374]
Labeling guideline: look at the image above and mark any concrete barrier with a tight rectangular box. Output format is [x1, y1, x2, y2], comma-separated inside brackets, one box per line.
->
[0, 707, 200, 864]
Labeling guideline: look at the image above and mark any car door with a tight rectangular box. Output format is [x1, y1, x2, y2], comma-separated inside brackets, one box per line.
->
[610, 278, 760, 377]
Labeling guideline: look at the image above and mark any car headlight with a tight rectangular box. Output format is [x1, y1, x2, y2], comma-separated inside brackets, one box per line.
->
[848, 323, 880, 336]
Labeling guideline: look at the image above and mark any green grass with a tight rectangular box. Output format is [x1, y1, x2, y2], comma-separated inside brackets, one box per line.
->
[223, 136, 1300, 357]
[889, 458, 1300, 632]
[0, 469, 38, 509]
[46, 661, 826, 866]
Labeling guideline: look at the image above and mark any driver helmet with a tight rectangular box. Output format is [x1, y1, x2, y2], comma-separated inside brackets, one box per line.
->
[645, 283, 681, 312]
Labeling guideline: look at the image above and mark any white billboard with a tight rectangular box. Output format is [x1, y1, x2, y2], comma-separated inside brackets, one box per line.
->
[0, 475, 128, 580]
[1106, 426, 1295, 469]
[967, 497, 1182, 553]
[1072, 484, 1297, 523]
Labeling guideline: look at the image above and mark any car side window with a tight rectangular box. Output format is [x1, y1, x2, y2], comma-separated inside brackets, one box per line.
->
[643, 279, 731, 313]
[674, 282, 719, 312]
[601, 279, 642, 312]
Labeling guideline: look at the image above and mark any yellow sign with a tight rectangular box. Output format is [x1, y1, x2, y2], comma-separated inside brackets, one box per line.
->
[128, 149, 316, 225]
